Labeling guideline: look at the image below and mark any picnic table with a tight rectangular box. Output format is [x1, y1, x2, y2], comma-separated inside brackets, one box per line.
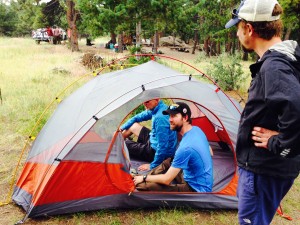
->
[170, 46, 190, 52]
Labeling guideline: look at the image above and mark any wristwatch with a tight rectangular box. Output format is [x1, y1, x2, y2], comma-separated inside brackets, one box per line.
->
[143, 174, 147, 182]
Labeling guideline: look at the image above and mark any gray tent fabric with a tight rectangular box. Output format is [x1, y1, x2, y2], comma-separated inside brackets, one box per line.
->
[13, 60, 241, 218]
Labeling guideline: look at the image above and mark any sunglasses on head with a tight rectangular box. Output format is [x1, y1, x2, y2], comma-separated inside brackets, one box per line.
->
[169, 104, 179, 110]
[231, 9, 238, 19]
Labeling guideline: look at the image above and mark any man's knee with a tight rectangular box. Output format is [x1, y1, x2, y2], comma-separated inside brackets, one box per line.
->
[136, 182, 158, 191]
[129, 123, 143, 136]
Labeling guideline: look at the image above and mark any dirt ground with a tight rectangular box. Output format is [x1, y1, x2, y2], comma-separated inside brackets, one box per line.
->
[79, 41, 202, 63]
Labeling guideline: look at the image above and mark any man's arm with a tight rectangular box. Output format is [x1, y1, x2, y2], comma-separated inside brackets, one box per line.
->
[262, 60, 300, 157]
[150, 117, 175, 169]
[133, 167, 181, 186]
[120, 110, 152, 130]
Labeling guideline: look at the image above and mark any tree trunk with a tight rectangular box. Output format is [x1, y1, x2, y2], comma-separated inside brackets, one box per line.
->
[226, 32, 232, 53]
[111, 33, 116, 44]
[66, 0, 79, 52]
[242, 52, 248, 61]
[210, 40, 216, 56]
[217, 41, 221, 55]
[204, 36, 210, 56]
[232, 36, 236, 55]
[136, 20, 141, 49]
[284, 27, 292, 40]
[192, 29, 198, 54]
[173, 32, 176, 47]
[117, 33, 123, 53]
[153, 30, 158, 54]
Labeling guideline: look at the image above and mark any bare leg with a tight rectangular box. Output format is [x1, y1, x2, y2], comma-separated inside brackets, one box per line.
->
[122, 122, 143, 139]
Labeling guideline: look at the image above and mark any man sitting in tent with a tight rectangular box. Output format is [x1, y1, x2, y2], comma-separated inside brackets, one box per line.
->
[133, 102, 213, 192]
[120, 99, 177, 171]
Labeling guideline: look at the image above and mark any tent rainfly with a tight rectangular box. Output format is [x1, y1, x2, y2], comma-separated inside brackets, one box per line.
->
[13, 60, 242, 219]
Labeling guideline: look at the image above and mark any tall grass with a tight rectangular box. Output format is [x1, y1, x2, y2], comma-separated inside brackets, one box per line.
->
[0, 37, 91, 198]
[0, 38, 299, 225]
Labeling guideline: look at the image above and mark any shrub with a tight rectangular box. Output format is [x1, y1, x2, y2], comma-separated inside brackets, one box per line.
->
[207, 54, 246, 91]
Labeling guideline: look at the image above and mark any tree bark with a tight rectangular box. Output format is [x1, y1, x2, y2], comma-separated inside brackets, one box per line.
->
[232, 35, 236, 55]
[136, 19, 141, 49]
[284, 27, 292, 40]
[118, 32, 123, 53]
[110, 33, 116, 44]
[225, 32, 232, 53]
[192, 29, 198, 54]
[217, 41, 221, 55]
[66, 0, 79, 52]
[153, 30, 158, 54]
[210, 40, 216, 56]
[242, 52, 248, 61]
[204, 36, 210, 56]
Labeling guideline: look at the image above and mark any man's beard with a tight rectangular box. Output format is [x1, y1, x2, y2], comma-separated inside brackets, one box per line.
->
[171, 124, 183, 132]
[242, 44, 254, 53]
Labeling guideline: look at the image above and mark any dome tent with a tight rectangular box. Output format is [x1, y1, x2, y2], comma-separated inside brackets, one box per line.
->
[12, 59, 241, 219]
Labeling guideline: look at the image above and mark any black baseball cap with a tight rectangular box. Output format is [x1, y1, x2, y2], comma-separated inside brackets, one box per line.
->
[163, 102, 191, 119]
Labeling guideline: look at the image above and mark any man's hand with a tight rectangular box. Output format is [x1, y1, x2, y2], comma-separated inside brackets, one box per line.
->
[133, 175, 143, 185]
[251, 126, 279, 149]
[138, 163, 150, 171]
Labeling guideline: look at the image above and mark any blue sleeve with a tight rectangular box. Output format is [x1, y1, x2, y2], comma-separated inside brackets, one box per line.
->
[150, 116, 174, 169]
[120, 110, 152, 130]
[171, 147, 191, 169]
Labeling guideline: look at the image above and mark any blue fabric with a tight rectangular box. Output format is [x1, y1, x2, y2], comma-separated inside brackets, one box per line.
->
[237, 167, 294, 225]
[121, 100, 177, 169]
[171, 126, 213, 192]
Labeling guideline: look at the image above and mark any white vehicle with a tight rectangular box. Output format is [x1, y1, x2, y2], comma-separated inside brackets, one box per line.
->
[32, 28, 50, 44]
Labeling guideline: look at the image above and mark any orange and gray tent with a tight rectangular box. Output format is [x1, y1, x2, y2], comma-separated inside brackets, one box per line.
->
[13, 59, 242, 218]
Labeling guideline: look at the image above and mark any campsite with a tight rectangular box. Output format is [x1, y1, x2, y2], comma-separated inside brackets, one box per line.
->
[0, 37, 299, 224]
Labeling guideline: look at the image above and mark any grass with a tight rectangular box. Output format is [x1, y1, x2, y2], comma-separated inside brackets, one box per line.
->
[0, 37, 299, 225]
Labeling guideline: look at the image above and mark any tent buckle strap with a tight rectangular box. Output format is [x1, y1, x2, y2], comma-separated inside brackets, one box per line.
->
[93, 115, 99, 121]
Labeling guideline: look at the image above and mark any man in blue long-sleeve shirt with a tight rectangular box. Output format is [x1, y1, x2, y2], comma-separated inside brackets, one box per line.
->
[120, 99, 177, 171]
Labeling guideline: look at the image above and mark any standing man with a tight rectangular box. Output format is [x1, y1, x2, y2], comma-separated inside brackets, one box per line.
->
[225, 0, 300, 224]
[46, 26, 53, 44]
[133, 102, 213, 192]
[120, 99, 177, 171]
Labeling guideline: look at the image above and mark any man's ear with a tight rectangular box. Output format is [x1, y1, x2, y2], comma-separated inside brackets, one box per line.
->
[184, 114, 188, 122]
[246, 23, 254, 36]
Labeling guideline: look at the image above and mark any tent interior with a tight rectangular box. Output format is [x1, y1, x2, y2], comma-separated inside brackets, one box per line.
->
[97, 98, 236, 194]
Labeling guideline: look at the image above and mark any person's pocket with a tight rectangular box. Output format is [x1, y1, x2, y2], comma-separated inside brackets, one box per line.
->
[238, 168, 256, 195]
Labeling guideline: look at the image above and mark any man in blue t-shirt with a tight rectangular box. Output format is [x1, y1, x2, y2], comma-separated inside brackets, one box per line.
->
[134, 102, 213, 192]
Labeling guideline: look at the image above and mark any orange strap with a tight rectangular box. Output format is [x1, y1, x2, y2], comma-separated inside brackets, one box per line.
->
[276, 205, 293, 221]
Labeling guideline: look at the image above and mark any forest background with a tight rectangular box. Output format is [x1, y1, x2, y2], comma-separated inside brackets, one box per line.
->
[1, 0, 299, 53]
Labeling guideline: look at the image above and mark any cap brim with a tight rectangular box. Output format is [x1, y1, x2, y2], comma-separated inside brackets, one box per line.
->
[162, 109, 178, 115]
[225, 17, 241, 29]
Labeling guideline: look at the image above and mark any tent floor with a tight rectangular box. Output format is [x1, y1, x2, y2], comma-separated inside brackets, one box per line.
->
[129, 141, 236, 192]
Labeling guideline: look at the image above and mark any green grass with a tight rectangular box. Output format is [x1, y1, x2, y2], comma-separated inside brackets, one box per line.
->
[0, 37, 299, 225]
